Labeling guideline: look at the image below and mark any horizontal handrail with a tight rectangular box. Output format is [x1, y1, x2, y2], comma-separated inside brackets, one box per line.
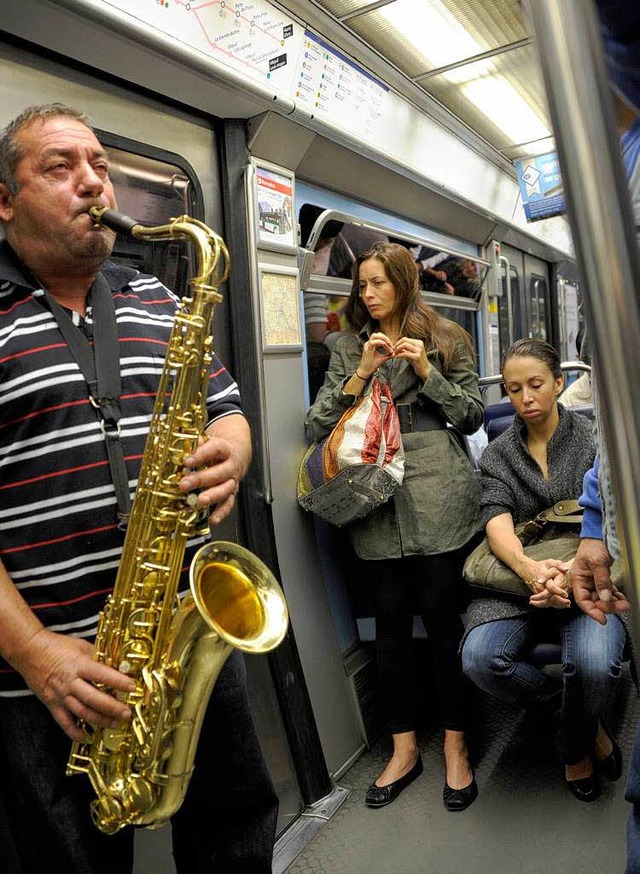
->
[479, 360, 591, 388]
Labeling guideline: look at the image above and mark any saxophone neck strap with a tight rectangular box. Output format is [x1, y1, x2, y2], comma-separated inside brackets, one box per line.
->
[44, 274, 131, 528]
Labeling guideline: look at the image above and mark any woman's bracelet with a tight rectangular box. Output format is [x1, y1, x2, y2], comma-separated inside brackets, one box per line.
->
[355, 369, 368, 381]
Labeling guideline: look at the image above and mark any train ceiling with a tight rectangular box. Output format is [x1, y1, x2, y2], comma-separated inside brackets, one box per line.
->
[290, 0, 555, 164]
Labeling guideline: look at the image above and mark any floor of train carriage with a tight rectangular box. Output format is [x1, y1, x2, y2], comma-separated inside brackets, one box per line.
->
[278, 664, 639, 874]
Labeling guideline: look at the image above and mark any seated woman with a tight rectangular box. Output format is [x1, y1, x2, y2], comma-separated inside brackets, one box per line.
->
[461, 338, 627, 802]
[305, 242, 483, 812]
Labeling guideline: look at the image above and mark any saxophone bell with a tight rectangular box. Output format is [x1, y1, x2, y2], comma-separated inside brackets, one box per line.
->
[190, 541, 288, 655]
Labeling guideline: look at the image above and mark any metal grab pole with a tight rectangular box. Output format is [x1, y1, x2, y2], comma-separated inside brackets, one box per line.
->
[527, 0, 640, 638]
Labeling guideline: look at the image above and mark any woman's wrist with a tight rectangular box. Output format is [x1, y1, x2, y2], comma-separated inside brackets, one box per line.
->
[355, 369, 368, 381]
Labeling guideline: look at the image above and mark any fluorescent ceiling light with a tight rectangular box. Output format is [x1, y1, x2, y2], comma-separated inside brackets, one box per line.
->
[381, 0, 481, 68]
[460, 69, 551, 143]
[380, 0, 552, 145]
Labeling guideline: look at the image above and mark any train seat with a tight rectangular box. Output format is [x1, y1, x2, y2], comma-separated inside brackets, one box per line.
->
[484, 398, 515, 426]
[487, 403, 594, 442]
[357, 616, 427, 641]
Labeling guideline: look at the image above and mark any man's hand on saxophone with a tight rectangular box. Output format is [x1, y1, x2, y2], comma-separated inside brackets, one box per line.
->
[0, 560, 135, 742]
[179, 412, 252, 526]
[14, 631, 135, 742]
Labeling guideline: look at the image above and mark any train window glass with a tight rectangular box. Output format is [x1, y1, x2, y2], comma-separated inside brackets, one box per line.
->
[530, 274, 549, 340]
[497, 260, 512, 351]
[510, 265, 524, 339]
[103, 147, 198, 297]
[431, 304, 479, 352]
[298, 204, 489, 302]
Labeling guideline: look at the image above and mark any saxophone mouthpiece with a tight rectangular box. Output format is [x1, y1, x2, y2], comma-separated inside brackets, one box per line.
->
[88, 205, 141, 236]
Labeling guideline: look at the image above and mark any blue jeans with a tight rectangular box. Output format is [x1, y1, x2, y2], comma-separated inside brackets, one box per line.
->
[0, 651, 278, 874]
[462, 610, 626, 764]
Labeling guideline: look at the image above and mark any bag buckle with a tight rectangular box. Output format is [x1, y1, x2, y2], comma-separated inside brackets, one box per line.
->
[396, 403, 413, 433]
[519, 517, 547, 545]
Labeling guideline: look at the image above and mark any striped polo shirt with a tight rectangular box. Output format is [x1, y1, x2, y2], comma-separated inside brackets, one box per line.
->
[0, 241, 243, 695]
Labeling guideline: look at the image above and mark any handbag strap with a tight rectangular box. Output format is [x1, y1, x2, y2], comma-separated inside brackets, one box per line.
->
[44, 274, 132, 528]
[539, 499, 584, 524]
[517, 499, 584, 545]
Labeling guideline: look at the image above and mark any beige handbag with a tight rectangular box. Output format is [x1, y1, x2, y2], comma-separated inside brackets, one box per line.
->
[463, 500, 585, 599]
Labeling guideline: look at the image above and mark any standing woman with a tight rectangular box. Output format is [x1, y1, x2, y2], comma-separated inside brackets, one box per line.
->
[305, 242, 483, 811]
[461, 339, 627, 802]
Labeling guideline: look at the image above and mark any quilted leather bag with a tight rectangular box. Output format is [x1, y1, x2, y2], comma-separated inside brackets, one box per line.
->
[297, 376, 405, 527]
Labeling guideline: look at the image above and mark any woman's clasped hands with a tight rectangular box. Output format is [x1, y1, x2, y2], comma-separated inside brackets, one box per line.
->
[523, 558, 573, 609]
[360, 332, 431, 382]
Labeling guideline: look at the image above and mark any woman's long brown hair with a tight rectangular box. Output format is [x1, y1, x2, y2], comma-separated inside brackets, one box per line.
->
[344, 241, 474, 374]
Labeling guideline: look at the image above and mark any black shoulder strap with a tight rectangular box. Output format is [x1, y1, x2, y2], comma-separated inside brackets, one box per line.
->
[44, 274, 132, 528]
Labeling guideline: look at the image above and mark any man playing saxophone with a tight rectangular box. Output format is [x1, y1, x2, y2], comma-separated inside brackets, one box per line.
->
[0, 103, 278, 873]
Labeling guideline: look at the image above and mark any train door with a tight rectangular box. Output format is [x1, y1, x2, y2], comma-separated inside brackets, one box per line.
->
[494, 244, 551, 344]
[0, 41, 304, 871]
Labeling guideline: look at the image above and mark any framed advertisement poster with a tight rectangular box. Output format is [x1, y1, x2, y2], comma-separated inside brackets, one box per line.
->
[252, 160, 297, 254]
[258, 263, 302, 352]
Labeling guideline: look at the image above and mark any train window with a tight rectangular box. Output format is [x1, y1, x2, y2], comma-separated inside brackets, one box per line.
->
[298, 204, 489, 302]
[431, 303, 479, 353]
[298, 202, 487, 400]
[529, 274, 549, 340]
[497, 260, 512, 352]
[0, 144, 199, 298]
[510, 266, 524, 339]
[96, 140, 203, 298]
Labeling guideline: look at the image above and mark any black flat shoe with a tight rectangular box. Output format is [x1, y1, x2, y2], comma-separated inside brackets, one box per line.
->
[597, 717, 623, 781]
[566, 773, 601, 803]
[365, 755, 423, 808]
[443, 776, 478, 812]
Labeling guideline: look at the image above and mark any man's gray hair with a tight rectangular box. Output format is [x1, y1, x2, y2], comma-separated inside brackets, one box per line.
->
[0, 103, 94, 194]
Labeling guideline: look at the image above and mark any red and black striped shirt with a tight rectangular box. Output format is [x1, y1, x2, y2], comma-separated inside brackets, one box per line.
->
[0, 241, 243, 694]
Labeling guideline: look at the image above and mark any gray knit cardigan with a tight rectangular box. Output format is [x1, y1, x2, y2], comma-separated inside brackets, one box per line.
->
[465, 405, 598, 633]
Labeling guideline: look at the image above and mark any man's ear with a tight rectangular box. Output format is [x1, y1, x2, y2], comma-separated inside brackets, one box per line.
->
[0, 183, 14, 223]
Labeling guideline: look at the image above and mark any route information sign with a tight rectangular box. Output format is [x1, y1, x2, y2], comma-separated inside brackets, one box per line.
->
[295, 31, 388, 138]
[97, 0, 389, 134]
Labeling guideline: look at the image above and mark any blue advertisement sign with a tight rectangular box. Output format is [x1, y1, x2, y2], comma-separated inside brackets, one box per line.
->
[515, 152, 566, 222]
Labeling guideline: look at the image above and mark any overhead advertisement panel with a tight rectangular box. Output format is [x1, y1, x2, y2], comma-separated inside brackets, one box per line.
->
[515, 152, 566, 222]
[99, 0, 304, 98]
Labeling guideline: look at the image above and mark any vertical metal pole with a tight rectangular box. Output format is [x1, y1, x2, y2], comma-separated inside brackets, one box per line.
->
[527, 0, 640, 637]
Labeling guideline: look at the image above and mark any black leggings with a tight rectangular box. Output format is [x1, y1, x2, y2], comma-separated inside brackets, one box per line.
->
[367, 550, 469, 735]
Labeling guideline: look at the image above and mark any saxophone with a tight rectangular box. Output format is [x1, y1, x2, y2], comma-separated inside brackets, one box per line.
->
[66, 206, 289, 834]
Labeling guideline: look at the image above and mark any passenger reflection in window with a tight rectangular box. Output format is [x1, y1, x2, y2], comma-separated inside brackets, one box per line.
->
[299, 209, 344, 402]
[411, 245, 455, 295]
[327, 224, 388, 278]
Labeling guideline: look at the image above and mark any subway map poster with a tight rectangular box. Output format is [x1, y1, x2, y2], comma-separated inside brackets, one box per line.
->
[99, 0, 305, 97]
